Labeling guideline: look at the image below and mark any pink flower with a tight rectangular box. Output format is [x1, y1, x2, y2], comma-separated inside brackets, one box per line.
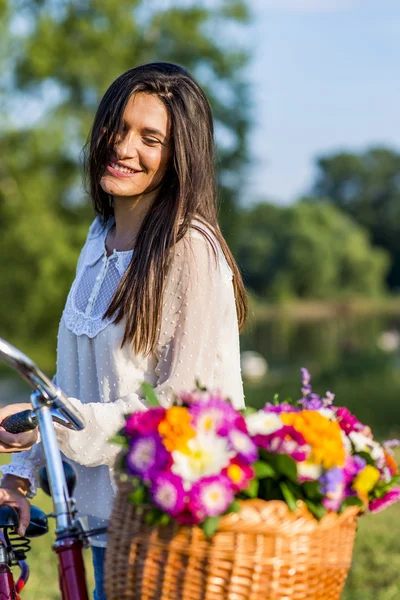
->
[223, 458, 254, 492]
[151, 472, 185, 516]
[254, 426, 309, 462]
[189, 398, 244, 436]
[336, 407, 363, 435]
[228, 429, 258, 463]
[190, 475, 234, 519]
[369, 487, 400, 514]
[125, 408, 166, 437]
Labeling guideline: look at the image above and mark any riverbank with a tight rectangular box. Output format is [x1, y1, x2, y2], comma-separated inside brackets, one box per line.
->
[248, 295, 400, 323]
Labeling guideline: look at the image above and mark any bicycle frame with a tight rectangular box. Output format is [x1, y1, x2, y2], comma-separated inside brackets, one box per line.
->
[0, 338, 91, 600]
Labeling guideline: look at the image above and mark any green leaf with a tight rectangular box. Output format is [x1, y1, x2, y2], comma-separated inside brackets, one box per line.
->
[240, 406, 257, 417]
[356, 451, 375, 466]
[195, 379, 207, 391]
[254, 460, 276, 479]
[304, 498, 327, 520]
[280, 481, 297, 511]
[243, 478, 259, 498]
[274, 455, 298, 482]
[201, 516, 220, 537]
[341, 496, 364, 509]
[141, 382, 160, 407]
[108, 434, 128, 448]
[302, 481, 322, 500]
[226, 499, 241, 513]
[128, 486, 146, 505]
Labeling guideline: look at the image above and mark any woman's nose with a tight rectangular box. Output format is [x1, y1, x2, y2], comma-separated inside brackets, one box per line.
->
[114, 131, 138, 159]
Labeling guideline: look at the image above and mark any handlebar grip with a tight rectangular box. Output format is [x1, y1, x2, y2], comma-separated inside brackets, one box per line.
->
[2, 410, 37, 434]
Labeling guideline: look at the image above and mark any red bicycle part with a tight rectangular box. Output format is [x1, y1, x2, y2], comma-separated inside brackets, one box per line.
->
[0, 563, 18, 600]
[54, 537, 89, 600]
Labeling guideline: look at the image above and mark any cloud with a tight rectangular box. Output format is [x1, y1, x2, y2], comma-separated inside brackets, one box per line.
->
[253, 0, 361, 13]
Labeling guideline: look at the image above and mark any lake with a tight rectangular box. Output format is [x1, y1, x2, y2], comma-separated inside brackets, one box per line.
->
[241, 313, 400, 439]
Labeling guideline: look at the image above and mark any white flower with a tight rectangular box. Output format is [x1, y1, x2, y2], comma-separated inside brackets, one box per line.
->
[349, 432, 370, 452]
[318, 408, 335, 420]
[297, 461, 322, 481]
[171, 431, 232, 484]
[245, 411, 282, 436]
[341, 431, 352, 454]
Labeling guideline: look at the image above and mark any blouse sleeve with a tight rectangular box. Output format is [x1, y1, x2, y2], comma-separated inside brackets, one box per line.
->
[0, 443, 46, 498]
[53, 232, 244, 468]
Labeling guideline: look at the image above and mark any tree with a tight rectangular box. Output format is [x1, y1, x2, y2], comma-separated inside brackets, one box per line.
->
[311, 147, 400, 289]
[0, 0, 251, 372]
[237, 200, 389, 301]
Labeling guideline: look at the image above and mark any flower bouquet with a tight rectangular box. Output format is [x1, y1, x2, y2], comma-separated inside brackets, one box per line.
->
[104, 370, 400, 600]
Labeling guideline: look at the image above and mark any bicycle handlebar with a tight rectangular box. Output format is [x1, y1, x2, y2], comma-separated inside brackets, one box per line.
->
[0, 337, 85, 431]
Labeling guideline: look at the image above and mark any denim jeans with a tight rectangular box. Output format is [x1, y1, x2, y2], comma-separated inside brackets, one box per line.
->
[91, 546, 107, 600]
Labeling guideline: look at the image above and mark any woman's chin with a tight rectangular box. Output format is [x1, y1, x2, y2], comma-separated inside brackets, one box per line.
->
[100, 177, 137, 197]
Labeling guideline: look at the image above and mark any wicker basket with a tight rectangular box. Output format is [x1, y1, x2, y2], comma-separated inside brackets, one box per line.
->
[104, 480, 359, 600]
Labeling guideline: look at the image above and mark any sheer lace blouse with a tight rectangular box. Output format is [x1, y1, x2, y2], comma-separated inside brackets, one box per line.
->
[1, 217, 244, 545]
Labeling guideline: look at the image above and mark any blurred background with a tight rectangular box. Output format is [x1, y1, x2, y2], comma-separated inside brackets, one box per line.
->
[0, 0, 400, 598]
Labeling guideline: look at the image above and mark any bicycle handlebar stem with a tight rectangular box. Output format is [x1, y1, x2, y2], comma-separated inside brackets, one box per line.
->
[30, 391, 75, 532]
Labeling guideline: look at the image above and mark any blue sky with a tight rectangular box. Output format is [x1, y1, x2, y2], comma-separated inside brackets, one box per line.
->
[246, 0, 400, 203]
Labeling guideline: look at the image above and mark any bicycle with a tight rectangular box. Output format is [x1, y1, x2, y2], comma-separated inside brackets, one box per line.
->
[0, 336, 107, 600]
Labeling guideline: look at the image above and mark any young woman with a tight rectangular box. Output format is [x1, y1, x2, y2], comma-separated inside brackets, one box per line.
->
[0, 62, 247, 599]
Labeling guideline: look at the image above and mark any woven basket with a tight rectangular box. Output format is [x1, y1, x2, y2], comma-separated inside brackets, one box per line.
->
[104, 480, 359, 600]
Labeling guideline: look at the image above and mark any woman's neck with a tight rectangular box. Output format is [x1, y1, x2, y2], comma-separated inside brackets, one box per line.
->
[108, 193, 154, 252]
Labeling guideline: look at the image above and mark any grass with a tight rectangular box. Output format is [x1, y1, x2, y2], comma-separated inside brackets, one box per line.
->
[0, 456, 94, 600]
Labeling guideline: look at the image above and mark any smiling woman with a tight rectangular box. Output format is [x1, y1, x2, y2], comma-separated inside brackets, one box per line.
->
[0, 62, 247, 600]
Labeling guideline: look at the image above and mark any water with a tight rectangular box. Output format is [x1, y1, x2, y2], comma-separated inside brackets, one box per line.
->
[241, 313, 400, 439]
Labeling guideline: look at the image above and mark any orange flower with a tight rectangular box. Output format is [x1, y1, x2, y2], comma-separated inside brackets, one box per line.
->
[384, 451, 399, 476]
[158, 407, 195, 454]
[281, 411, 346, 469]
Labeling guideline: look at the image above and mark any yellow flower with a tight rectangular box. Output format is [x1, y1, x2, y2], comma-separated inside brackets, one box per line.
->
[353, 465, 380, 499]
[281, 411, 346, 469]
[158, 407, 195, 454]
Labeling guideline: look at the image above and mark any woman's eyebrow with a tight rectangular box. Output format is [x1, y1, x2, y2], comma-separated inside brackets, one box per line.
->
[141, 127, 167, 139]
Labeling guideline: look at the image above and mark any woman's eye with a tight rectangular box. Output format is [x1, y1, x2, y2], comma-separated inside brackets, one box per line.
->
[143, 137, 160, 145]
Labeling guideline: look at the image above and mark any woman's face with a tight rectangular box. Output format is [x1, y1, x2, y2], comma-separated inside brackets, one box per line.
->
[100, 92, 171, 200]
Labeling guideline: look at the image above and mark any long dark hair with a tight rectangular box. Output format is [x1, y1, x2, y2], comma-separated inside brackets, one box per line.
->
[85, 62, 247, 355]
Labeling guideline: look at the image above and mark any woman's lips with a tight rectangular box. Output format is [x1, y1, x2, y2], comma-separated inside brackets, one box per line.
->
[106, 163, 142, 179]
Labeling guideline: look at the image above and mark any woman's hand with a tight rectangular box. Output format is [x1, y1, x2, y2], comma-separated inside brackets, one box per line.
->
[0, 403, 38, 452]
[0, 476, 31, 536]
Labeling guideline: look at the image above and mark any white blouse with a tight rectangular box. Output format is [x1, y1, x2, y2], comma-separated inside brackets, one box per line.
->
[1, 217, 244, 546]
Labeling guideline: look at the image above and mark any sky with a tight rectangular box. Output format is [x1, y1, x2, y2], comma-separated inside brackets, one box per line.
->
[246, 0, 400, 203]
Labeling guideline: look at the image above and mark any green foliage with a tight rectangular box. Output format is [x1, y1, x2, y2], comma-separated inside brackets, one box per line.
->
[141, 382, 160, 407]
[237, 200, 389, 301]
[312, 147, 400, 290]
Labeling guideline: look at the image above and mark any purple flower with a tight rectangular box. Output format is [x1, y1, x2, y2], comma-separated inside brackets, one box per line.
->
[189, 475, 234, 519]
[384, 439, 400, 450]
[263, 403, 299, 414]
[151, 472, 185, 516]
[301, 368, 311, 385]
[228, 429, 258, 463]
[343, 455, 366, 491]
[126, 433, 169, 480]
[319, 468, 344, 495]
[298, 393, 323, 410]
[322, 391, 335, 406]
[300, 368, 312, 396]
[369, 487, 400, 514]
[320, 468, 346, 512]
